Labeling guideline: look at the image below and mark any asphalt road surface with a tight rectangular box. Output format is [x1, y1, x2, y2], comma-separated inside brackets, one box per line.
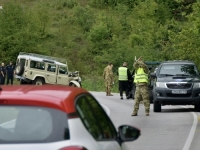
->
[91, 91, 200, 150]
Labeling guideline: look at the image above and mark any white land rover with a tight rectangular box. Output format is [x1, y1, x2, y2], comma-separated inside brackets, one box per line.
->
[14, 52, 81, 87]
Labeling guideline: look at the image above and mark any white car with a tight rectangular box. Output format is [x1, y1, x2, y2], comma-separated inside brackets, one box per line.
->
[0, 85, 140, 150]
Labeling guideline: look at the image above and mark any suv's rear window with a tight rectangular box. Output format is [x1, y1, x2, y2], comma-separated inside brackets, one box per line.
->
[159, 64, 199, 76]
[0, 106, 69, 143]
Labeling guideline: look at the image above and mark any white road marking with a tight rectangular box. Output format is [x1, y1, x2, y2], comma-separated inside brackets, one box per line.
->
[182, 106, 198, 150]
[0, 119, 16, 127]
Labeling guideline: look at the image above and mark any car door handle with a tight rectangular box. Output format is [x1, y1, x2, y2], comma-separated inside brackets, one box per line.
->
[58, 77, 61, 79]
[47, 75, 49, 76]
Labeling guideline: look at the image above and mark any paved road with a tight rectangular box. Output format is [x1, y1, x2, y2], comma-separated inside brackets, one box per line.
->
[91, 91, 200, 150]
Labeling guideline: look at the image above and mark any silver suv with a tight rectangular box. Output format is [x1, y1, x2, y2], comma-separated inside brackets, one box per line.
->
[14, 52, 81, 87]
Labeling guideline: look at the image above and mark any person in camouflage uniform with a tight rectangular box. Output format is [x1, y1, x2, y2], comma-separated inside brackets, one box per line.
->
[131, 57, 150, 116]
[103, 63, 114, 96]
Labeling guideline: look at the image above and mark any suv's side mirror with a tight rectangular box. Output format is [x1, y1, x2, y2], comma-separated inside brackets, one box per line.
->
[118, 125, 140, 142]
[150, 72, 156, 78]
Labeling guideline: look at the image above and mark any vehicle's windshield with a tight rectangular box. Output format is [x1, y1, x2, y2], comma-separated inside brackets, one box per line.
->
[0, 106, 69, 143]
[159, 64, 199, 76]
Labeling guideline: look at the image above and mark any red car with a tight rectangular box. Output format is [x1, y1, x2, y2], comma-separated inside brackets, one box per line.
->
[0, 85, 140, 150]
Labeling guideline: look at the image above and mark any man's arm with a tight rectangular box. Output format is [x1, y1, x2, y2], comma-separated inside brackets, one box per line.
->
[127, 68, 132, 81]
[137, 61, 149, 74]
[103, 67, 106, 79]
[133, 61, 139, 70]
[0, 69, 4, 77]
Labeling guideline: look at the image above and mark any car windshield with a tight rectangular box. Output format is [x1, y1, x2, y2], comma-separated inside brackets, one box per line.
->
[159, 64, 199, 76]
[0, 106, 69, 143]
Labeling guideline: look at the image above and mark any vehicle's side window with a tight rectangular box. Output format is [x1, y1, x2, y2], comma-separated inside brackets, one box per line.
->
[58, 66, 67, 74]
[76, 95, 117, 141]
[30, 61, 45, 70]
[20, 58, 26, 66]
[47, 64, 56, 72]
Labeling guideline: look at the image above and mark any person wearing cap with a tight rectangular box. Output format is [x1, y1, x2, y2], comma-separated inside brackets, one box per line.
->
[131, 57, 150, 116]
[118, 62, 132, 99]
[6, 61, 15, 85]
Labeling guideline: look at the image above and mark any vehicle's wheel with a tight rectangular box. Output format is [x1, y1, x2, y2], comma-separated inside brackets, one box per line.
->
[149, 90, 153, 103]
[194, 104, 200, 112]
[33, 78, 44, 85]
[153, 101, 161, 112]
[15, 63, 24, 76]
[79, 82, 82, 87]
[20, 80, 27, 85]
[69, 83, 77, 87]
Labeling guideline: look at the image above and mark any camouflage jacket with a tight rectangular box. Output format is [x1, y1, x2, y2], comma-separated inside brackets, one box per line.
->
[103, 66, 114, 82]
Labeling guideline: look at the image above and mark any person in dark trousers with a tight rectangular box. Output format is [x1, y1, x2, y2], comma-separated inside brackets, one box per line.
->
[0, 62, 6, 85]
[128, 69, 136, 99]
[118, 62, 132, 100]
[6, 61, 15, 85]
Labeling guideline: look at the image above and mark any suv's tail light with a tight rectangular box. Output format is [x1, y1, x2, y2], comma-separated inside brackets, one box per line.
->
[59, 146, 88, 150]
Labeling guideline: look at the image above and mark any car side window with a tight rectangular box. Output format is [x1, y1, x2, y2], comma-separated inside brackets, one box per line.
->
[30, 61, 45, 70]
[75, 95, 117, 141]
[19, 58, 26, 66]
[58, 66, 67, 74]
[47, 64, 56, 72]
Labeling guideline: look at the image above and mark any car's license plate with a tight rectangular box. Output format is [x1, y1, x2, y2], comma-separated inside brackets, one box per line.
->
[172, 90, 187, 94]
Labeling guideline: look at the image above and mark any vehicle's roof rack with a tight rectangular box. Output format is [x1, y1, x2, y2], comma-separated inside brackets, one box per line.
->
[19, 52, 67, 63]
[145, 61, 160, 65]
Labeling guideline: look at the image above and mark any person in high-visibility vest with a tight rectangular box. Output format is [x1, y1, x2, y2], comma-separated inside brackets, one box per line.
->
[131, 57, 150, 116]
[118, 62, 132, 99]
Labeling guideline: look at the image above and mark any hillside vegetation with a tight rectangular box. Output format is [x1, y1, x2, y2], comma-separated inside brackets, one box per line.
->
[0, 0, 199, 91]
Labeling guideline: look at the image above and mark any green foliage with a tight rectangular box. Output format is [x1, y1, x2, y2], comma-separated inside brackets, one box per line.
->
[0, 0, 200, 91]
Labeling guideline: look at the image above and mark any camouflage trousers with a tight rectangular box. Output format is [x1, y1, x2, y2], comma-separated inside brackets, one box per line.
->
[133, 85, 150, 113]
[105, 80, 112, 95]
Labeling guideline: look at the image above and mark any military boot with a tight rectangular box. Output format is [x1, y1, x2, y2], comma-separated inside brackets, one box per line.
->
[131, 112, 137, 116]
[145, 111, 149, 116]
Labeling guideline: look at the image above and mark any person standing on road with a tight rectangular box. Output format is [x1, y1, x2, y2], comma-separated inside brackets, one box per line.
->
[103, 63, 114, 96]
[118, 62, 132, 100]
[131, 57, 150, 116]
[0, 62, 6, 85]
[6, 61, 15, 85]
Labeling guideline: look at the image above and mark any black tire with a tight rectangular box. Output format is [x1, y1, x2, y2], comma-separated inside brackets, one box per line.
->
[194, 104, 200, 112]
[153, 101, 161, 112]
[149, 90, 153, 103]
[33, 77, 44, 85]
[15, 63, 24, 76]
[69, 83, 78, 87]
[79, 82, 82, 87]
[20, 80, 27, 85]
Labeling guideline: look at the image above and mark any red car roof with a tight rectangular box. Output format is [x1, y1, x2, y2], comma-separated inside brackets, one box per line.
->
[0, 85, 89, 114]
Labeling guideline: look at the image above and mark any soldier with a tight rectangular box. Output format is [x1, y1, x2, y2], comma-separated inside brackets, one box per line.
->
[6, 61, 15, 85]
[103, 63, 114, 96]
[0, 62, 6, 85]
[131, 57, 150, 116]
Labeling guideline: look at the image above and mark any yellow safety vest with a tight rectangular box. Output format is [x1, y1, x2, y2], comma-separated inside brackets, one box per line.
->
[118, 67, 128, 81]
[134, 68, 148, 83]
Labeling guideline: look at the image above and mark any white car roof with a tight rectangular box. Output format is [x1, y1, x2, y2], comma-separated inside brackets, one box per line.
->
[18, 53, 67, 66]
